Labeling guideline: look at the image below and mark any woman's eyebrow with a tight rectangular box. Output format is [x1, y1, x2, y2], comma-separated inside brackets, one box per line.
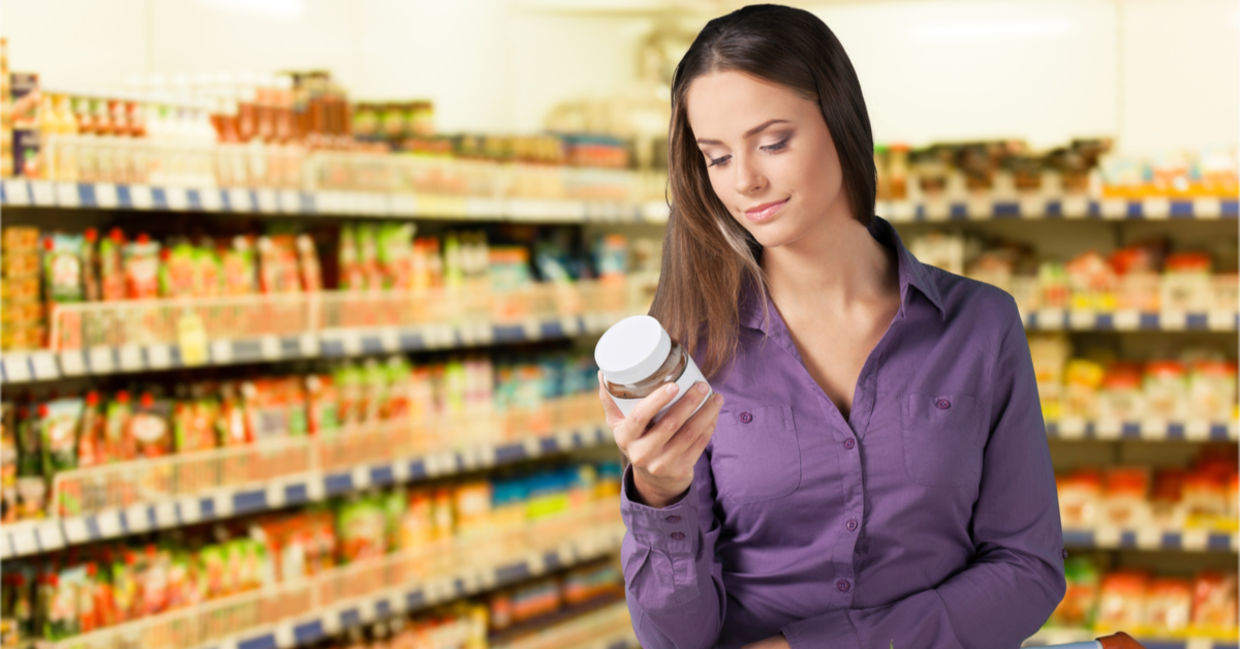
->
[695, 119, 791, 146]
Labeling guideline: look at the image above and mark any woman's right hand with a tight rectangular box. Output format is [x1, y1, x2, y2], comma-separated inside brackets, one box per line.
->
[598, 375, 723, 508]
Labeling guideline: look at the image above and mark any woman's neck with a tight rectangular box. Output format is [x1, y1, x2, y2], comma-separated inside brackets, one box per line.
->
[762, 217, 897, 314]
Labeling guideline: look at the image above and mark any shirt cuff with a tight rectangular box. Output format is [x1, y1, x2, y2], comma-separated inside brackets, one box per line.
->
[620, 463, 699, 556]
[781, 608, 858, 649]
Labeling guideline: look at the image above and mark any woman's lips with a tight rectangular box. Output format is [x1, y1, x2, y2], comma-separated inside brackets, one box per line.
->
[744, 198, 789, 223]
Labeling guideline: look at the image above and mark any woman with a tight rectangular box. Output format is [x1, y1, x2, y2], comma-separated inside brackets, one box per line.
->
[598, 5, 1070, 649]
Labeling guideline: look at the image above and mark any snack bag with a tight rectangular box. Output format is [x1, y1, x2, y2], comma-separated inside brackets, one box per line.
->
[217, 383, 251, 447]
[104, 391, 134, 461]
[82, 228, 101, 302]
[130, 393, 172, 458]
[123, 234, 161, 299]
[295, 234, 322, 292]
[43, 233, 85, 305]
[40, 399, 84, 473]
[305, 374, 341, 435]
[98, 228, 127, 302]
[195, 243, 222, 297]
[77, 391, 105, 468]
[110, 550, 140, 623]
[220, 236, 258, 295]
[160, 241, 198, 298]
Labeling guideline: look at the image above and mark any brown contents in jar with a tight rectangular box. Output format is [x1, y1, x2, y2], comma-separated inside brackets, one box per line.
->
[604, 341, 689, 399]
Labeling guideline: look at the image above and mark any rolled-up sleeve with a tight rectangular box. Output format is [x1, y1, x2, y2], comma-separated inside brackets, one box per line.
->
[620, 452, 727, 649]
[780, 297, 1066, 649]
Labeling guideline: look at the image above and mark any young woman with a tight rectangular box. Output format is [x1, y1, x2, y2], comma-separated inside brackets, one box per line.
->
[597, 5, 1075, 649]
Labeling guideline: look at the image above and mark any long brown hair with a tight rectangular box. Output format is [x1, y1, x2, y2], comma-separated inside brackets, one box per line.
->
[649, 3, 876, 379]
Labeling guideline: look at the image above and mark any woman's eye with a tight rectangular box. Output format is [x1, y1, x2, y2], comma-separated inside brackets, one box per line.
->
[760, 138, 789, 153]
[707, 154, 731, 168]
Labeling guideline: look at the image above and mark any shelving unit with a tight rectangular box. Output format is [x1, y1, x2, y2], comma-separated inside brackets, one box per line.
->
[35, 507, 625, 649]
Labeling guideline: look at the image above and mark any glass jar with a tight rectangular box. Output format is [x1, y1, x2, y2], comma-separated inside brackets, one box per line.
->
[594, 315, 710, 422]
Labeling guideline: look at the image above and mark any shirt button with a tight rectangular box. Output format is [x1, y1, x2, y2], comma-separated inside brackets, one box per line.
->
[665, 515, 682, 524]
[843, 439, 855, 450]
[670, 532, 685, 541]
[845, 518, 858, 532]
[935, 398, 951, 410]
[836, 579, 851, 593]
[1062, 548, 1069, 559]
[738, 411, 753, 424]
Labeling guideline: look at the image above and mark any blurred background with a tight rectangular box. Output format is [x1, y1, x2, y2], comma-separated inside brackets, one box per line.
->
[0, 1, 1236, 648]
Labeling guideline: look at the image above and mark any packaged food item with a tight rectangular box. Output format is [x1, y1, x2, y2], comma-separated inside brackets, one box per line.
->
[1097, 363, 1144, 422]
[98, 228, 127, 302]
[257, 234, 300, 293]
[1181, 472, 1229, 529]
[305, 374, 341, 435]
[103, 391, 134, 461]
[1101, 467, 1150, 527]
[123, 234, 161, 299]
[1161, 252, 1212, 312]
[1144, 361, 1188, 421]
[1144, 577, 1192, 635]
[336, 495, 387, 563]
[1188, 360, 1237, 422]
[2, 404, 16, 522]
[81, 229, 101, 302]
[172, 394, 218, 453]
[43, 233, 85, 305]
[160, 241, 199, 298]
[129, 393, 171, 458]
[1095, 571, 1148, 632]
[220, 236, 258, 295]
[1191, 571, 1239, 634]
[39, 399, 83, 475]
[42, 570, 76, 640]
[217, 383, 250, 447]
[594, 315, 710, 421]
[109, 550, 140, 623]
[295, 234, 322, 291]
[1063, 359, 1104, 419]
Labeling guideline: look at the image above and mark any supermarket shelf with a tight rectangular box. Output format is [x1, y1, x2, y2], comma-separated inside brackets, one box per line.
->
[880, 195, 1239, 222]
[40, 506, 626, 649]
[0, 178, 670, 223]
[1062, 526, 1239, 553]
[1021, 309, 1238, 332]
[492, 600, 637, 649]
[1026, 629, 1239, 649]
[1046, 420, 1238, 442]
[0, 313, 622, 385]
[0, 422, 613, 560]
[5, 179, 1236, 224]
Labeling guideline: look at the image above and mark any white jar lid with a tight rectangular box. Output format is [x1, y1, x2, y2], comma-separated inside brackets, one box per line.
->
[594, 315, 672, 385]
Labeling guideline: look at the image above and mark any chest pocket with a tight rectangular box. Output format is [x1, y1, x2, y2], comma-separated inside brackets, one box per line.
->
[901, 393, 985, 488]
[710, 404, 801, 504]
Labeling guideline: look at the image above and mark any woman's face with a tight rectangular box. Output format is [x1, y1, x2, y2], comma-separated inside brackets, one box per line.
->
[685, 69, 850, 252]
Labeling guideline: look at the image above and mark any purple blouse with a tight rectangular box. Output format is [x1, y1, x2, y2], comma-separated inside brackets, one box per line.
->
[619, 216, 1065, 649]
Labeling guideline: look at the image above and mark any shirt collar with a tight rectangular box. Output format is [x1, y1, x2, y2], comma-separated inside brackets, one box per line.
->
[739, 215, 946, 333]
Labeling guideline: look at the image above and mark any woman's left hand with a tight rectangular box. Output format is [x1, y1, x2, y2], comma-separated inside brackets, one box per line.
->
[740, 635, 791, 649]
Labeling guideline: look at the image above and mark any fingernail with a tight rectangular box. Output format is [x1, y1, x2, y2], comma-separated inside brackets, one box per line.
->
[692, 382, 708, 395]
[663, 383, 679, 395]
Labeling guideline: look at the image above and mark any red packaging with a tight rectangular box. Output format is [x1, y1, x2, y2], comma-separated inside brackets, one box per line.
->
[130, 393, 172, 458]
[123, 234, 160, 299]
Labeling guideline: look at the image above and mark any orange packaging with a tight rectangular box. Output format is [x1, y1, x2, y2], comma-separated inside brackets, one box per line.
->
[1096, 571, 1148, 632]
[1191, 571, 1239, 634]
[1102, 467, 1150, 527]
[1144, 577, 1192, 635]
[1058, 470, 1103, 528]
